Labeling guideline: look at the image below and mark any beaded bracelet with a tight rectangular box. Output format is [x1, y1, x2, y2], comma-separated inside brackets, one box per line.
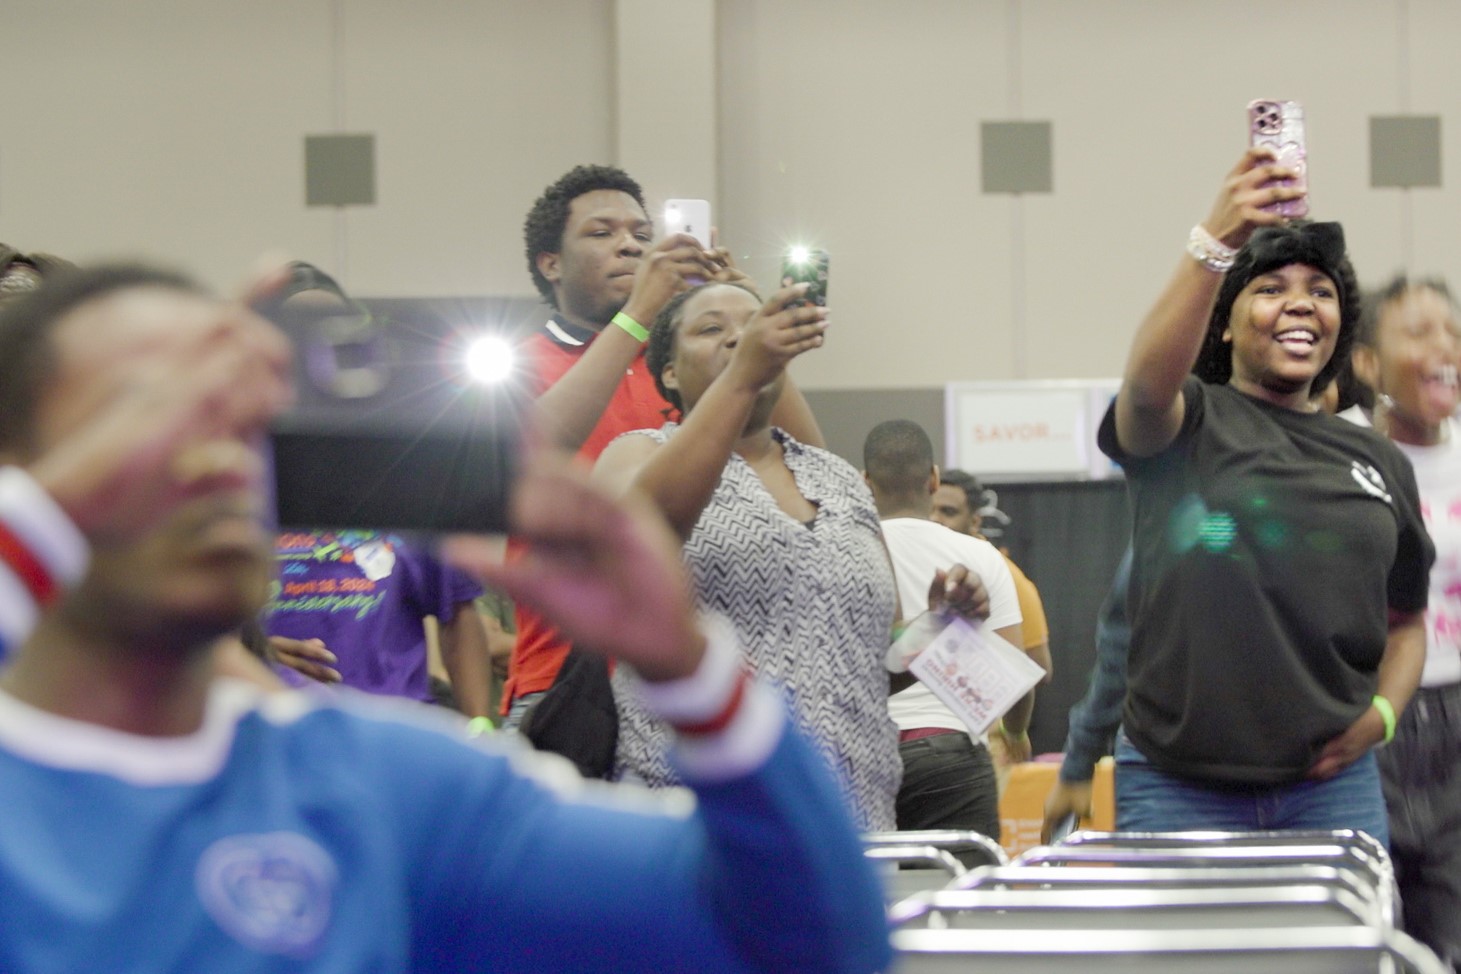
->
[1186, 224, 1238, 273]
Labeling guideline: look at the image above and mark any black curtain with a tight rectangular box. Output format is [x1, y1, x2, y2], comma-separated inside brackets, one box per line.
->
[988, 480, 1131, 757]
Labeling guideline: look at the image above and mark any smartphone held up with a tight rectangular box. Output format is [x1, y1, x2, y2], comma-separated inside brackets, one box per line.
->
[1248, 99, 1308, 219]
[663, 199, 712, 250]
[781, 246, 830, 307]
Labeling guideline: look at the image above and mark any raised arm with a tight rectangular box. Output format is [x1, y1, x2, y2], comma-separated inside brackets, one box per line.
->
[594, 284, 828, 540]
[435, 451, 891, 974]
[1115, 148, 1302, 457]
[767, 378, 826, 449]
[532, 233, 714, 452]
[705, 235, 826, 449]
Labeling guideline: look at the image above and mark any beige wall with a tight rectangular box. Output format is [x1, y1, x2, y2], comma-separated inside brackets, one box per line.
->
[0, 0, 613, 297]
[3, 0, 1457, 387]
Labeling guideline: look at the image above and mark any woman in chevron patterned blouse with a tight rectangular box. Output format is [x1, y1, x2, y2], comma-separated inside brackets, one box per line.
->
[594, 281, 903, 830]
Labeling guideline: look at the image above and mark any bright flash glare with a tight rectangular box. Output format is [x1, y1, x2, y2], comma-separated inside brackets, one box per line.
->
[464, 334, 514, 385]
[788, 245, 811, 265]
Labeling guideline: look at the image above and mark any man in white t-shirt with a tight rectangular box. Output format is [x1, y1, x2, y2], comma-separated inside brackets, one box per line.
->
[863, 420, 1025, 838]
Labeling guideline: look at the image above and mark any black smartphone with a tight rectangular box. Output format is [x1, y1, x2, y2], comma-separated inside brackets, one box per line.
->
[267, 303, 523, 533]
[780, 247, 830, 307]
[1047, 812, 1079, 844]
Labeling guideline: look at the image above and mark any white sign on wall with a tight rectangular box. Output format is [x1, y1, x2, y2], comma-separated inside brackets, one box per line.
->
[945, 380, 1121, 481]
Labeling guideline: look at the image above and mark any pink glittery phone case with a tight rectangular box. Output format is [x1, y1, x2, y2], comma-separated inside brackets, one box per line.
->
[1248, 99, 1309, 219]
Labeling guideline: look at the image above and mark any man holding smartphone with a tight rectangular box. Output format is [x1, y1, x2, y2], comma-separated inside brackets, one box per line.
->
[504, 165, 717, 734]
[504, 166, 824, 736]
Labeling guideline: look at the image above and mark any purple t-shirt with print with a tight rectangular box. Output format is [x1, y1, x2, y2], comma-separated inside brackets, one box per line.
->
[264, 531, 482, 702]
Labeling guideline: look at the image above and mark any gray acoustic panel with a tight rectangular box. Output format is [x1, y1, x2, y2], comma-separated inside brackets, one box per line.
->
[1370, 115, 1442, 189]
[802, 388, 945, 469]
[981, 121, 1053, 194]
[305, 134, 377, 206]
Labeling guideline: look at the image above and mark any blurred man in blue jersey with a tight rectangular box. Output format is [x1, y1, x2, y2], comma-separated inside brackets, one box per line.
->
[0, 264, 889, 974]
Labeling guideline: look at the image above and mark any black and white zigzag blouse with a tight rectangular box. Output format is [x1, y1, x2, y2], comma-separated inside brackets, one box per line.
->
[611, 424, 901, 831]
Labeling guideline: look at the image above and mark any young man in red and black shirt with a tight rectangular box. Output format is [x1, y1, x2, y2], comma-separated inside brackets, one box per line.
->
[505, 166, 824, 729]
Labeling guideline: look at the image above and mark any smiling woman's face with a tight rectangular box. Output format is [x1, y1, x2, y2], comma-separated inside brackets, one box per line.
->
[1369, 286, 1461, 436]
[1225, 262, 1341, 403]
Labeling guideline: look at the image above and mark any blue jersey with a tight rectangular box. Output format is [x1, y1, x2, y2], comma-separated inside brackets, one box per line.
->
[0, 681, 890, 974]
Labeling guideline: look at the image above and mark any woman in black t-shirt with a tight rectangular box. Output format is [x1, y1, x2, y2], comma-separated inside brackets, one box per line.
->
[1098, 149, 1433, 844]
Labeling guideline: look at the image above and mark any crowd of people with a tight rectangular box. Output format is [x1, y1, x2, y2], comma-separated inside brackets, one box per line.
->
[0, 132, 1458, 969]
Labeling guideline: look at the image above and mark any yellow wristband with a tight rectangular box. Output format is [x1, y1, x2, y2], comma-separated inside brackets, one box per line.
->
[466, 716, 495, 737]
[611, 311, 649, 343]
[1371, 694, 1396, 744]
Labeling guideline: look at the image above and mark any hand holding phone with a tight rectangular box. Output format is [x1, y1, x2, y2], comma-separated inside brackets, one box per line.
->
[780, 247, 830, 307]
[727, 282, 829, 393]
[663, 199, 712, 250]
[620, 222, 719, 328]
[1248, 99, 1308, 219]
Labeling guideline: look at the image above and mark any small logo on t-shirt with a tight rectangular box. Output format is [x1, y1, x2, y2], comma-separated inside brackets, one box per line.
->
[1351, 461, 1393, 505]
[196, 832, 337, 956]
[353, 539, 396, 582]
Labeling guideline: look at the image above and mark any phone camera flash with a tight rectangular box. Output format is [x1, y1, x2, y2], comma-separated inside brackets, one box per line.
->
[464, 335, 515, 385]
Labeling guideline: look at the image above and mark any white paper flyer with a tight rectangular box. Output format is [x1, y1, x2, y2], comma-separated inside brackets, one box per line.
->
[903, 612, 1045, 737]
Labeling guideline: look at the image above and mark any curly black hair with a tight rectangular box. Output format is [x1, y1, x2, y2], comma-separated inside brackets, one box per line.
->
[646, 282, 759, 417]
[1192, 221, 1360, 397]
[522, 165, 648, 308]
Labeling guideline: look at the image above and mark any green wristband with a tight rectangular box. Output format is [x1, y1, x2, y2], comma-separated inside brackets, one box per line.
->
[998, 719, 1029, 741]
[611, 311, 649, 343]
[466, 716, 495, 737]
[1371, 694, 1397, 745]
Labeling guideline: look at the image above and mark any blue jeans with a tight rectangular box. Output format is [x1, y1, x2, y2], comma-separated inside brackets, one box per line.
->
[1114, 733, 1389, 849]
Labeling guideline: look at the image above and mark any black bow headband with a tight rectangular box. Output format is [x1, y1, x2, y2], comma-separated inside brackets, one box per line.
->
[1236, 221, 1348, 290]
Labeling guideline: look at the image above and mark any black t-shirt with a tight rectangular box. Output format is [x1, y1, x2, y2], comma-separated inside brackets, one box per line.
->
[1098, 377, 1433, 784]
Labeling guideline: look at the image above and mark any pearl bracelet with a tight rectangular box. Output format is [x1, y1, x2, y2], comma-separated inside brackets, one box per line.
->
[1187, 224, 1237, 273]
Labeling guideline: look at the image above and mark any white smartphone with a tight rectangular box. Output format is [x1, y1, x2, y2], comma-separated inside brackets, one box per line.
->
[663, 198, 712, 249]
